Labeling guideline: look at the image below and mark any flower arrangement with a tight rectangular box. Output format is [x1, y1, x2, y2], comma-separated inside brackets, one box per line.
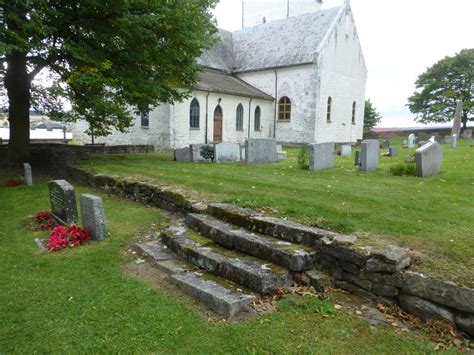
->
[6, 178, 23, 187]
[33, 211, 57, 230]
[47, 225, 91, 251]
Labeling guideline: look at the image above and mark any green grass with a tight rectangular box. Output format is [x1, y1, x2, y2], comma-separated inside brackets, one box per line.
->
[79, 140, 474, 287]
[0, 175, 451, 353]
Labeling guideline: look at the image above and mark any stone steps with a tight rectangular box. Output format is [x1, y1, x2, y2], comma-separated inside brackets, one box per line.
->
[185, 213, 317, 271]
[160, 226, 293, 294]
[135, 240, 256, 318]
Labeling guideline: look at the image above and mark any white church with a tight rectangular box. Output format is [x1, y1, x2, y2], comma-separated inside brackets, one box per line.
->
[72, 0, 367, 149]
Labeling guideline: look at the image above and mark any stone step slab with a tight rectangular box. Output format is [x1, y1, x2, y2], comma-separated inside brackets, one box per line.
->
[186, 213, 317, 271]
[170, 272, 256, 318]
[135, 240, 176, 262]
[207, 203, 357, 248]
[160, 226, 292, 294]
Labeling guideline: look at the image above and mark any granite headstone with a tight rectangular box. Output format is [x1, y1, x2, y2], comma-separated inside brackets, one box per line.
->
[360, 140, 379, 172]
[23, 163, 32, 186]
[451, 100, 463, 138]
[48, 180, 78, 224]
[174, 147, 192, 162]
[389, 147, 398, 157]
[340, 145, 352, 156]
[415, 142, 443, 177]
[407, 134, 416, 148]
[214, 142, 241, 163]
[80, 194, 106, 240]
[309, 142, 336, 171]
[245, 138, 277, 163]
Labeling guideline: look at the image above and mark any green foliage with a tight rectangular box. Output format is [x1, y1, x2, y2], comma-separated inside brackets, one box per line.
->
[1, 0, 217, 137]
[389, 162, 416, 176]
[407, 49, 474, 127]
[200, 144, 215, 162]
[297, 146, 309, 170]
[364, 99, 382, 130]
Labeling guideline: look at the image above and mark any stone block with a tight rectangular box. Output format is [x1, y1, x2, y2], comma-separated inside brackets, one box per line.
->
[190, 144, 211, 162]
[371, 283, 399, 297]
[415, 142, 443, 177]
[276, 144, 283, 152]
[388, 147, 398, 157]
[174, 147, 192, 162]
[80, 194, 106, 240]
[340, 145, 352, 156]
[245, 138, 277, 163]
[305, 269, 333, 292]
[308, 142, 336, 171]
[398, 294, 455, 323]
[23, 163, 32, 186]
[462, 129, 472, 140]
[277, 151, 287, 160]
[455, 312, 474, 338]
[360, 140, 379, 172]
[214, 142, 240, 163]
[48, 180, 78, 224]
[451, 100, 463, 138]
[407, 134, 416, 148]
[451, 134, 457, 148]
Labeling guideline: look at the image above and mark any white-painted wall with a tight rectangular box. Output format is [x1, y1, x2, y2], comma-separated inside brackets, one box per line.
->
[314, 6, 367, 143]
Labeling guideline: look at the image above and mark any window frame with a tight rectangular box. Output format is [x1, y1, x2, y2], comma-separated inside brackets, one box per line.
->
[278, 96, 291, 121]
[351, 101, 356, 125]
[140, 112, 149, 128]
[236, 103, 244, 131]
[326, 97, 332, 123]
[189, 98, 200, 129]
[254, 106, 261, 131]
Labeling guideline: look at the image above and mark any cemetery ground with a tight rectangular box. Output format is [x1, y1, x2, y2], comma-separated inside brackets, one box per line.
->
[1, 175, 457, 353]
[80, 140, 474, 288]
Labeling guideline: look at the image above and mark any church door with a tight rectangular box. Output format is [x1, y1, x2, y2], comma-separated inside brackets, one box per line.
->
[213, 105, 223, 142]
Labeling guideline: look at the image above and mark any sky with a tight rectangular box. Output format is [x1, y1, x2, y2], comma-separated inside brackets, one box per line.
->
[212, 0, 474, 128]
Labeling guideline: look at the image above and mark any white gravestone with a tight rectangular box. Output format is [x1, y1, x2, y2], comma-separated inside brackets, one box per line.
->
[360, 140, 379, 172]
[340, 145, 352, 156]
[245, 138, 277, 163]
[214, 142, 241, 163]
[80, 194, 106, 240]
[407, 134, 416, 148]
[23, 163, 32, 186]
[309, 142, 336, 171]
[415, 142, 443, 177]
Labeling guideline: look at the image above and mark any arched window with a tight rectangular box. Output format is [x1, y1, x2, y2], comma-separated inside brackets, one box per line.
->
[189, 98, 200, 128]
[236, 103, 244, 131]
[254, 106, 261, 131]
[278, 97, 291, 121]
[326, 97, 332, 122]
[140, 112, 149, 127]
[352, 101, 356, 124]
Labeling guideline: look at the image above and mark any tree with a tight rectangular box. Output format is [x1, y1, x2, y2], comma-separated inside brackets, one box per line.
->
[1, 0, 216, 166]
[407, 49, 473, 129]
[364, 99, 382, 130]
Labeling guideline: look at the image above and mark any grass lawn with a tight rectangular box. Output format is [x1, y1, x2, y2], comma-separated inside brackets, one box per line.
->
[0, 175, 449, 353]
[79, 140, 474, 287]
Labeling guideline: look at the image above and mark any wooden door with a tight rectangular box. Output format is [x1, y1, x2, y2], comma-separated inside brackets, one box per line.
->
[213, 105, 223, 142]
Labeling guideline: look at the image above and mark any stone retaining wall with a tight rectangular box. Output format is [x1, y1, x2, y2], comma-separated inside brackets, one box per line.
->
[64, 166, 473, 338]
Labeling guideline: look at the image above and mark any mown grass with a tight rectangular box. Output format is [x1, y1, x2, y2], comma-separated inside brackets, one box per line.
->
[0, 174, 450, 353]
[80, 140, 474, 287]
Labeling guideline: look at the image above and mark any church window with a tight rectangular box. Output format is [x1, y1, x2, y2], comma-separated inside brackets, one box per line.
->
[254, 106, 261, 131]
[352, 101, 356, 124]
[190, 98, 200, 128]
[278, 97, 291, 121]
[236, 103, 244, 131]
[326, 97, 332, 122]
[140, 112, 149, 127]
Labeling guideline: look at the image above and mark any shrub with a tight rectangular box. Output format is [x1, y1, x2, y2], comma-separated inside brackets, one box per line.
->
[47, 225, 91, 251]
[200, 144, 215, 162]
[297, 146, 309, 170]
[389, 162, 416, 176]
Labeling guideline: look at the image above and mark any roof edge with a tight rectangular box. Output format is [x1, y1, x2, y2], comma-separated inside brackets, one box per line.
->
[315, 5, 346, 55]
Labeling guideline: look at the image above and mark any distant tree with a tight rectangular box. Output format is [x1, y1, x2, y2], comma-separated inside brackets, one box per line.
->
[407, 49, 473, 129]
[364, 99, 382, 130]
[1, 1, 216, 166]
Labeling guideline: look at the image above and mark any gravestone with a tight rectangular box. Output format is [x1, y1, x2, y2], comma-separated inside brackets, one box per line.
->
[340, 145, 352, 156]
[415, 142, 443, 177]
[190, 144, 210, 162]
[23, 163, 32, 186]
[354, 151, 361, 166]
[308, 142, 335, 171]
[382, 140, 390, 149]
[451, 134, 457, 149]
[245, 138, 277, 163]
[80, 194, 106, 240]
[389, 147, 398, 157]
[48, 180, 78, 224]
[214, 142, 240, 163]
[276, 144, 283, 152]
[451, 100, 463, 138]
[174, 147, 192, 162]
[407, 134, 416, 148]
[276, 144, 287, 160]
[462, 129, 472, 140]
[360, 140, 379, 172]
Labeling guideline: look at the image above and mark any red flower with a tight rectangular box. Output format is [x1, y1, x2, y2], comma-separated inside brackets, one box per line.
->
[47, 225, 91, 252]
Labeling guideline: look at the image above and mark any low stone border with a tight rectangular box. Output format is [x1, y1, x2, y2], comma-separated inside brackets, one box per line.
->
[64, 166, 474, 338]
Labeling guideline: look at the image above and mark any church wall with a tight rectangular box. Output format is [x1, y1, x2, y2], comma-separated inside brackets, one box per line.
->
[238, 64, 317, 143]
[314, 7, 367, 144]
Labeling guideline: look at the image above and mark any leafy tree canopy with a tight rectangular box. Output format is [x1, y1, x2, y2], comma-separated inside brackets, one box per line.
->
[363, 99, 382, 130]
[407, 49, 473, 128]
[0, 0, 217, 165]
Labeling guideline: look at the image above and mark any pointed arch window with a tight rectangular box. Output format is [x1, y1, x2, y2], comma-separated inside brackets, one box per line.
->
[278, 97, 291, 121]
[254, 106, 261, 131]
[352, 101, 356, 124]
[140, 112, 149, 127]
[236, 103, 244, 131]
[326, 97, 332, 122]
[190, 98, 200, 129]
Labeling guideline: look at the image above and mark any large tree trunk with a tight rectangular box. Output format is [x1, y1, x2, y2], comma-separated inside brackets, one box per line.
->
[4, 51, 31, 168]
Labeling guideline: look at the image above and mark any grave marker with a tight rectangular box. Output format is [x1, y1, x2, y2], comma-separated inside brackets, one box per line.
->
[48, 180, 78, 224]
[308, 142, 336, 171]
[23, 163, 32, 186]
[360, 140, 379, 172]
[354, 151, 361, 166]
[340, 145, 352, 156]
[245, 138, 277, 163]
[415, 142, 443, 177]
[214, 142, 240, 163]
[80, 194, 106, 240]
[190, 144, 211, 162]
[389, 147, 398, 157]
[462, 129, 472, 140]
[451, 100, 463, 138]
[407, 134, 415, 148]
[174, 147, 192, 162]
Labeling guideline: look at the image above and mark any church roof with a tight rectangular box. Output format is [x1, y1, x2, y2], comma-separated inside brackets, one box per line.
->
[198, 6, 342, 73]
[195, 70, 274, 100]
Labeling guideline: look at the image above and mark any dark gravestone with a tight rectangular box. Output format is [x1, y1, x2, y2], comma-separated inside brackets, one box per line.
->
[80, 194, 106, 240]
[354, 151, 361, 166]
[174, 147, 192, 162]
[48, 180, 78, 224]
[388, 147, 399, 157]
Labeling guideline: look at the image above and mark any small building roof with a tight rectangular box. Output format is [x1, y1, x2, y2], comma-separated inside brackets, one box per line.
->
[195, 70, 274, 100]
